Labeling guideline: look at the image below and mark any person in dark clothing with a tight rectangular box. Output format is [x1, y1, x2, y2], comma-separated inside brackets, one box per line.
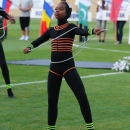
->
[116, 21, 126, 44]
[0, 7, 15, 98]
[23, 2, 103, 130]
[116, 1, 129, 44]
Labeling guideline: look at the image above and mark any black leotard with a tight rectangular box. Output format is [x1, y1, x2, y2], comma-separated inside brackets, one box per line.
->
[28, 21, 94, 126]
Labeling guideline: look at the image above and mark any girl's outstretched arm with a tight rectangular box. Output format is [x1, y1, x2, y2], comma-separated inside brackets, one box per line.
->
[23, 30, 51, 54]
[73, 25, 103, 36]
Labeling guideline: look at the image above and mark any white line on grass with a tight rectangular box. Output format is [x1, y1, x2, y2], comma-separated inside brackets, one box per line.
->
[91, 36, 129, 40]
[0, 72, 123, 88]
[73, 44, 130, 53]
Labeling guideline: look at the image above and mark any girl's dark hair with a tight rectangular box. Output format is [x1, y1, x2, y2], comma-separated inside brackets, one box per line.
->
[61, 2, 72, 19]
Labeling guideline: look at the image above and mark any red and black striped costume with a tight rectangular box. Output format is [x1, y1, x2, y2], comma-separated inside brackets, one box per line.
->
[28, 22, 94, 126]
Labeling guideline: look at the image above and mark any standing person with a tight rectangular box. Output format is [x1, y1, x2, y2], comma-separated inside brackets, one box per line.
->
[23, 2, 103, 130]
[19, 0, 33, 41]
[116, 1, 129, 44]
[75, 0, 91, 42]
[96, 0, 108, 43]
[0, 7, 15, 98]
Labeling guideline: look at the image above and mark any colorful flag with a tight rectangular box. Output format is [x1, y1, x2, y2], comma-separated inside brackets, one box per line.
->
[110, 0, 122, 23]
[78, 2, 88, 26]
[40, 0, 54, 35]
[0, 0, 12, 30]
[0, 0, 11, 9]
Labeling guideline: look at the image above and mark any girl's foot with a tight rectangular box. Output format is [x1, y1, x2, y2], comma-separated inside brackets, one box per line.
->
[7, 88, 14, 98]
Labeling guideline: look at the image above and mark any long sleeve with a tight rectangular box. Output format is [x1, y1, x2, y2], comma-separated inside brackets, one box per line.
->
[73, 27, 94, 36]
[0, 7, 9, 19]
[28, 30, 51, 49]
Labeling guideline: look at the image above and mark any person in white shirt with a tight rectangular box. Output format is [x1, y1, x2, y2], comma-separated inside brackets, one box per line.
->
[19, 0, 33, 41]
[116, 0, 129, 44]
[75, 0, 91, 42]
[96, 0, 108, 43]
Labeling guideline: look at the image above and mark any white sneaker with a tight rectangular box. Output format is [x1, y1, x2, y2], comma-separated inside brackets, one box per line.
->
[19, 36, 25, 40]
[25, 36, 29, 41]
[116, 41, 121, 44]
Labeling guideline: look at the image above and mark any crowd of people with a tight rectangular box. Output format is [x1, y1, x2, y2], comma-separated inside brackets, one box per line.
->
[0, 0, 130, 130]
[96, 0, 129, 44]
[36, 0, 129, 44]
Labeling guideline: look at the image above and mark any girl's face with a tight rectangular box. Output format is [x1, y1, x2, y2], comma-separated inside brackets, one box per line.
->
[54, 3, 67, 19]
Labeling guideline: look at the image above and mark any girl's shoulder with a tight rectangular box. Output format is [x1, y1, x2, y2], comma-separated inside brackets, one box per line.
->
[49, 23, 78, 31]
[49, 27, 54, 29]
[48, 27, 54, 31]
[68, 23, 78, 28]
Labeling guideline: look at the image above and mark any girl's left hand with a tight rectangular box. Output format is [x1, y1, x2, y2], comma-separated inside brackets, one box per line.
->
[8, 15, 16, 24]
[93, 28, 103, 35]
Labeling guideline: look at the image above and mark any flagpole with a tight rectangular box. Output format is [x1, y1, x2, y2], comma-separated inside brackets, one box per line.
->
[126, 0, 130, 44]
[128, 19, 130, 44]
[114, 22, 117, 44]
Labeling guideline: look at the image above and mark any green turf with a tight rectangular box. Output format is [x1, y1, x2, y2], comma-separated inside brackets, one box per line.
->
[0, 19, 130, 130]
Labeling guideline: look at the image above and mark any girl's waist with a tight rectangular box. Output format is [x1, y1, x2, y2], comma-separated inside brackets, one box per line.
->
[51, 52, 73, 62]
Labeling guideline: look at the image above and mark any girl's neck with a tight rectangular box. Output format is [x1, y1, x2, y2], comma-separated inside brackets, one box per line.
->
[58, 18, 68, 26]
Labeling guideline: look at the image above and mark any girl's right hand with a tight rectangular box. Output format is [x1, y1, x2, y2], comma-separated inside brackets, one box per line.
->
[8, 15, 16, 24]
[23, 48, 31, 54]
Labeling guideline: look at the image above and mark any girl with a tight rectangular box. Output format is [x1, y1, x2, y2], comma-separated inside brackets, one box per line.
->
[23, 2, 103, 130]
[0, 7, 15, 98]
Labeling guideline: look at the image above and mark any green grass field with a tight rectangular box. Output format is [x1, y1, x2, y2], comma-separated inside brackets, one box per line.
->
[0, 19, 130, 130]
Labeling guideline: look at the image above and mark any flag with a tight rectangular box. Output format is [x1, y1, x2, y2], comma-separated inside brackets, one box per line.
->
[78, 2, 88, 26]
[0, 0, 11, 9]
[110, 0, 122, 23]
[40, 0, 54, 35]
[0, 0, 12, 30]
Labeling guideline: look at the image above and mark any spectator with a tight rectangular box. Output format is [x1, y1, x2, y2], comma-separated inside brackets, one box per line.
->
[0, 7, 15, 98]
[96, 0, 108, 43]
[75, 0, 91, 42]
[116, 0, 129, 44]
[19, 0, 33, 41]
